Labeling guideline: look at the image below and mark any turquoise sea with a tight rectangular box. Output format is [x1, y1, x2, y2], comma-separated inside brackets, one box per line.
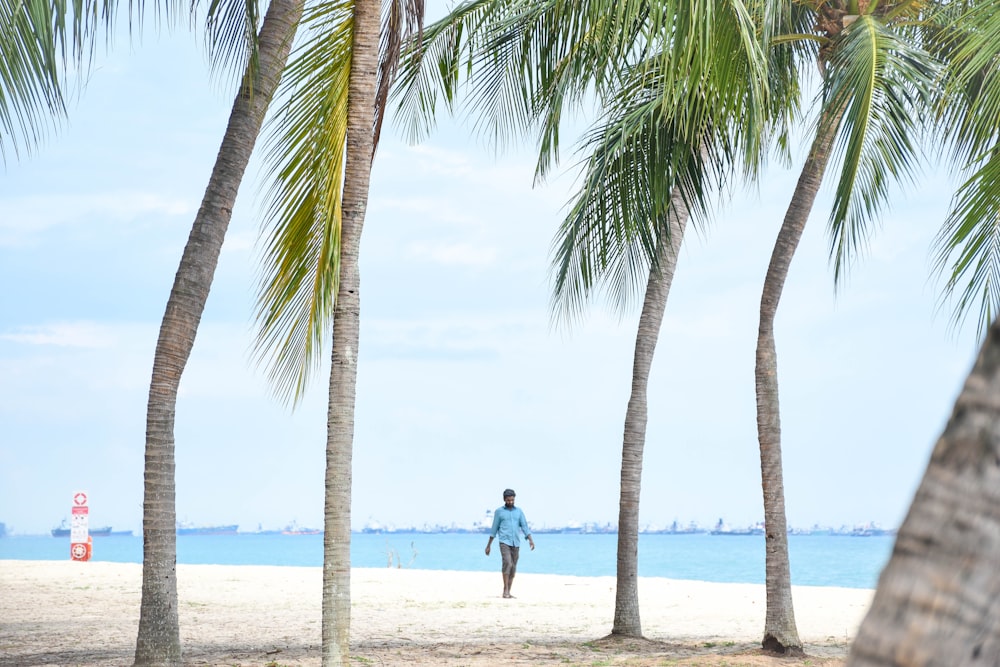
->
[0, 532, 893, 589]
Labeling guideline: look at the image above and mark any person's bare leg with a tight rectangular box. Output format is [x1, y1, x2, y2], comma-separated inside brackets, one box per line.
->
[507, 571, 515, 598]
[502, 573, 510, 598]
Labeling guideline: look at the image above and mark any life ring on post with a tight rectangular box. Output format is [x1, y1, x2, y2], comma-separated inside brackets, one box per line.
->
[70, 537, 93, 561]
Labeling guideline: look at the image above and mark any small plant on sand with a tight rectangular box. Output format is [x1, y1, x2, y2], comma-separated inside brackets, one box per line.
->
[406, 540, 418, 566]
[383, 539, 419, 568]
[385, 543, 399, 568]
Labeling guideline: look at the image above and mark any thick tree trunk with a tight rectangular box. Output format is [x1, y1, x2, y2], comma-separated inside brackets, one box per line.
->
[847, 318, 1000, 667]
[755, 109, 838, 655]
[133, 2, 302, 665]
[320, 0, 379, 665]
[612, 192, 689, 637]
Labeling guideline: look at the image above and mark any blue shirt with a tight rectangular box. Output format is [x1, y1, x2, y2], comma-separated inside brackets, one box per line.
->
[490, 505, 531, 547]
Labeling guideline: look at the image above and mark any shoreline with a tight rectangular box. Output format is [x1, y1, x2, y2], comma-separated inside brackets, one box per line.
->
[0, 560, 873, 666]
[0, 530, 892, 589]
[0, 555, 879, 589]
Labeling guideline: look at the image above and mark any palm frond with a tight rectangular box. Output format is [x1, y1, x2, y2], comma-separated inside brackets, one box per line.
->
[549, 0, 777, 323]
[202, 0, 261, 91]
[933, 148, 1000, 338]
[392, 0, 656, 172]
[374, 0, 424, 153]
[549, 114, 714, 324]
[0, 0, 123, 161]
[0, 0, 62, 160]
[929, 1, 1000, 338]
[253, 0, 426, 403]
[937, 2, 1000, 172]
[253, 0, 354, 405]
[392, 0, 509, 144]
[823, 14, 938, 282]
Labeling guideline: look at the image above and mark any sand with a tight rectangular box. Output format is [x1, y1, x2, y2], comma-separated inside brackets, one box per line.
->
[0, 559, 873, 666]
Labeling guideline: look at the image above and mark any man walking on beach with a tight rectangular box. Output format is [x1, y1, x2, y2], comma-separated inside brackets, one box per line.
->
[485, 488, 534, 598]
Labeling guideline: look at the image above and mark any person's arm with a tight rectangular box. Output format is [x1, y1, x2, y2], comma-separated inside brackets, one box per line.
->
[486, 512, 500, 555]
[521, 511, 535, 550]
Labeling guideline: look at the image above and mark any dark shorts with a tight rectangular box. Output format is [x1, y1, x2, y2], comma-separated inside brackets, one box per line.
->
[499, 543, 520, 575]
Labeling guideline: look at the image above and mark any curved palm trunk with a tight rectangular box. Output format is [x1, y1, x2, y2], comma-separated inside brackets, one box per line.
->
[755, 110, 838, 655]
[320, 0, 380, 664]
[846, 317, 1000, 667]
[612, 193, 689, 637]
[133, 2, 302, 664]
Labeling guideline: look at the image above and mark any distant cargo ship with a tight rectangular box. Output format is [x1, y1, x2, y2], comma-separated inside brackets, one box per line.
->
[282, 527, 322, 535]
[51, 523, 114, 537]
[281, 521, 322, 535]
[176, 524, 239, 536]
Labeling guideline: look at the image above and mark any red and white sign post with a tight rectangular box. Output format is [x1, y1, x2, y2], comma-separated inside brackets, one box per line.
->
[70, 491, 92, 562]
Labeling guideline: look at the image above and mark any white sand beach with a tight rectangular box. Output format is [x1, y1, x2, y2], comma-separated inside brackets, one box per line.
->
[0, 560, 873, 666]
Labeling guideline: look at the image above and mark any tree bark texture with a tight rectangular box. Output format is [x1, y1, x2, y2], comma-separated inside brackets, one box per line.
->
[320, 0, 379, 665]
[847, 317, 1000, 667]
[612, 191, 690, 637]
[755, 108, 839, 655]
[133, 2, 302, 664]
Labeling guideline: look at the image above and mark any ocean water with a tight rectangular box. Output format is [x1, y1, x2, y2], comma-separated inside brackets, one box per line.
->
[0, 532, 893, 589]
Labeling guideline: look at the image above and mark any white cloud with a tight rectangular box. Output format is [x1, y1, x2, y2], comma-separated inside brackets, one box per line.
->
[405, 240, 498, 267]
[0, 321, 127, 348]
[0, 192, 196, 246]
[221, 228, 256, 254]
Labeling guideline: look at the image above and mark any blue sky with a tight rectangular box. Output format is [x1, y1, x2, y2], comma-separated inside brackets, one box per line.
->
[0, 5, 983, 536]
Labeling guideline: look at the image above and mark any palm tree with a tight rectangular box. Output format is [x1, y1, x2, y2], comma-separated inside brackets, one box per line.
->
[251, 0, 423, 662]
[845, 5, 1000, 664]
[1, 0, 302, 661]
[844, 318, 1000, 661]
[393, 0, 777, 638]
[551, 56, 785, 635]
[752, 2, 939, 653]
[134, 0, 304, 663]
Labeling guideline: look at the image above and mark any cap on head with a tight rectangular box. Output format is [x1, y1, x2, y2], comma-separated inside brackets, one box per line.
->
[503, 488, 516, 498]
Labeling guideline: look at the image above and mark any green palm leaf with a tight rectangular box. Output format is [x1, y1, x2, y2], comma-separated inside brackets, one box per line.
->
[933, 149, 1000, 335]
[932, 2, 1000, 336]
[0, 0, 123, 160]
[253, 0, 425, 404]
[548, 0, 782, 321]
[824, 13, 938, 281]
[395, 0, 779, 323]
[253, 0, 354, 405]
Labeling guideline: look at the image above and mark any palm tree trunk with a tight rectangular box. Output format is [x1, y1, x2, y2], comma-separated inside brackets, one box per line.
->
[320, 0, 380, 664]
[612, 191, 689, 637]
[846, 316, 1000, 667]
[133, 2, 302, 664]
[756, 109, 839, 655]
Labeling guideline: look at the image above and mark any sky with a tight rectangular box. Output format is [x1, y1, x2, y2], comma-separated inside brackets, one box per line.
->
[0, 5, 985, 537]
